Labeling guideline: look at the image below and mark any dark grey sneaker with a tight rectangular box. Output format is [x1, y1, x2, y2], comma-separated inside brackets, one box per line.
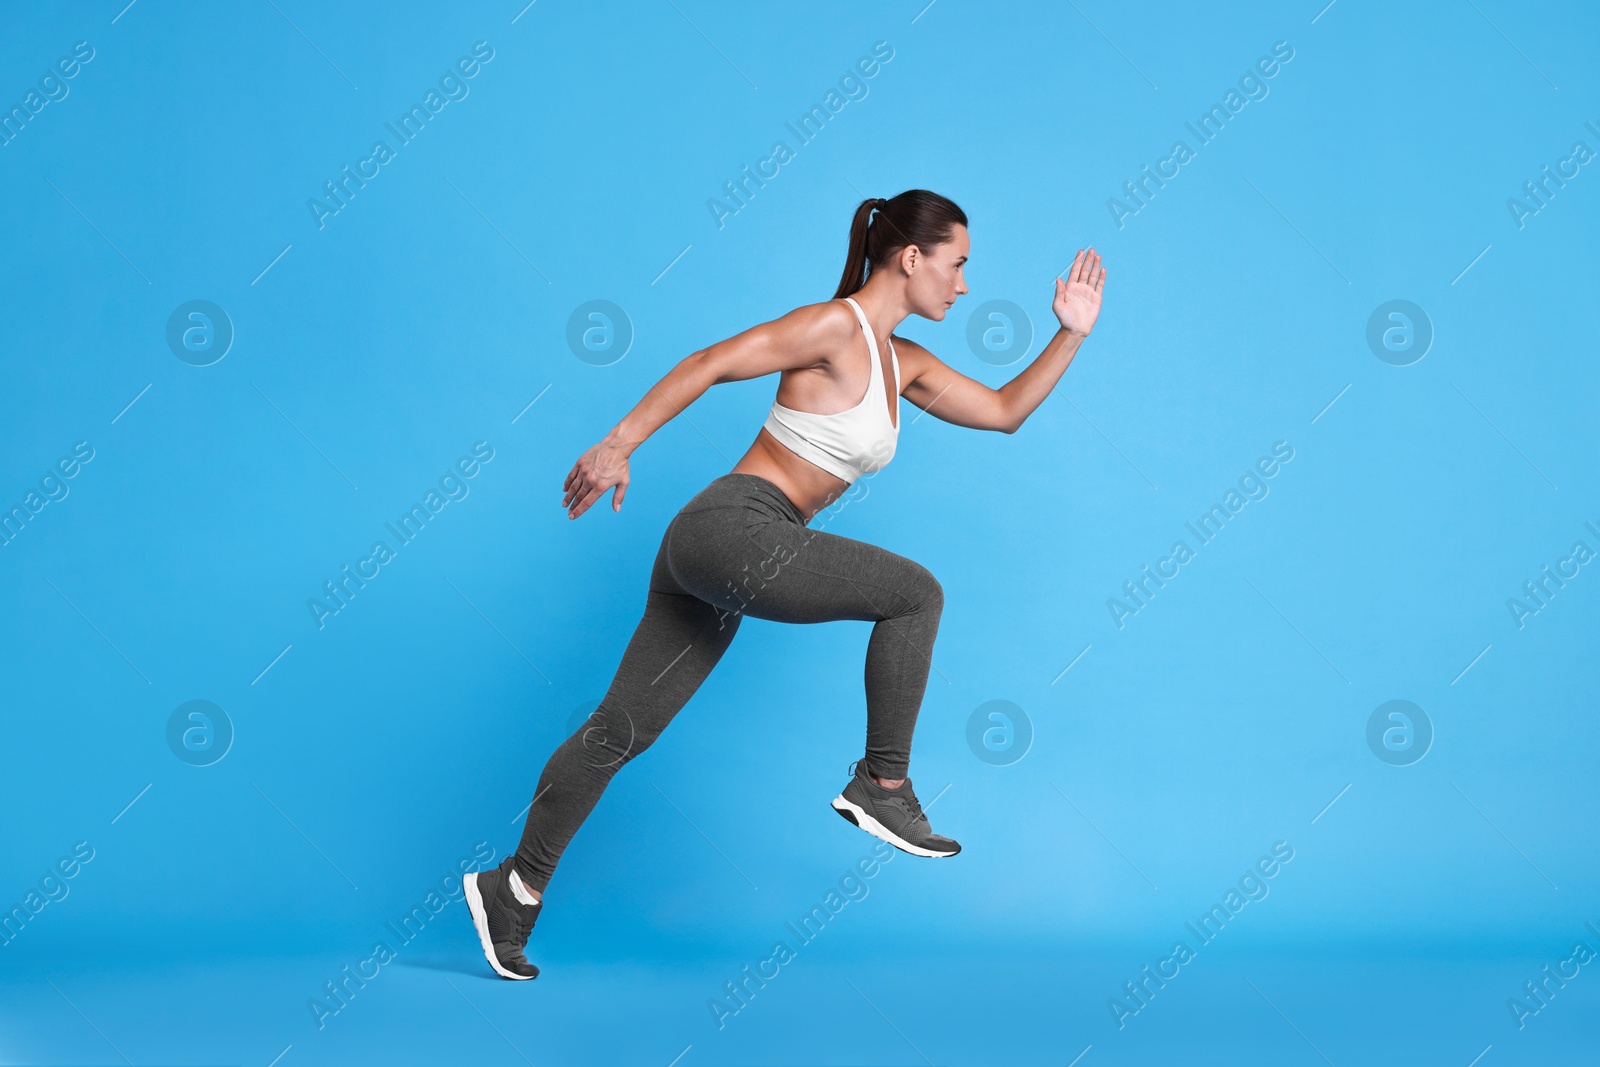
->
[464, 857, 541, 980]
[830, 760, 960, 858]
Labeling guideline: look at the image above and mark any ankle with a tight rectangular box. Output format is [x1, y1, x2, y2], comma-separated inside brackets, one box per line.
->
[508, 867, 543, 906]
[872, 775, 906, 790]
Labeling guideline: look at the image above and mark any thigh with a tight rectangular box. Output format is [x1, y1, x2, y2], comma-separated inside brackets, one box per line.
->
[599, 585, 740, 740]
[669, 504, 939, 627]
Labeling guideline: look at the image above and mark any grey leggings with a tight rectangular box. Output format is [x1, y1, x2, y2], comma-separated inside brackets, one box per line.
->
[512, 472, 943, 892]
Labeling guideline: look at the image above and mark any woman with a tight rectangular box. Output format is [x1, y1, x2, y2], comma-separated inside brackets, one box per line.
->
[466, 189, 1105, 980]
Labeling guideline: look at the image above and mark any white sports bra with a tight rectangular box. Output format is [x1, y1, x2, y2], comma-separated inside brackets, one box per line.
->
[762, 297, 900, 485]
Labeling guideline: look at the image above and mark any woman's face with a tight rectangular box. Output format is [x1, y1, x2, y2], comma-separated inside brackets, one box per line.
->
[904, 224, 970, 321]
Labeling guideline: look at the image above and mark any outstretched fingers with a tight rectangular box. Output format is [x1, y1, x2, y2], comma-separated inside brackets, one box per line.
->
[1068, 247, 1105, 288]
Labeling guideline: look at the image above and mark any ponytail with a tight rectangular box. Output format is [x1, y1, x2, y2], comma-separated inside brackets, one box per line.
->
[833, 199, 881, 299]
[832, 189, 968, 300]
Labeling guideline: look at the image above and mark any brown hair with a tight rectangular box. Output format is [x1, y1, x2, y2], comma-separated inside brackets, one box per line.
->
[832, 189, 968, 299]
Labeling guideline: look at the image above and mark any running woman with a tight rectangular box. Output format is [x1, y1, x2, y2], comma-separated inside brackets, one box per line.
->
[466, 189, 1105, 980]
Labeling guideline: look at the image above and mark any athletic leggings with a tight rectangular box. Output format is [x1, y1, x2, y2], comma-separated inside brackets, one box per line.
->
[512, 472, 944, 893]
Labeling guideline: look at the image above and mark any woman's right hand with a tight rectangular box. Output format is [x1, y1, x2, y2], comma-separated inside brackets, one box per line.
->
[563, 440, 631, 519]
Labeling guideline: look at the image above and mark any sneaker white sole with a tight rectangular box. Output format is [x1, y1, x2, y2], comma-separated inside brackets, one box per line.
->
[831, 795, 959, 858]
[463, 871, 534, 981]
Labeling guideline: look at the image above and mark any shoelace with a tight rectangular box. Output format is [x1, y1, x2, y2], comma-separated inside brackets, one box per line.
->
[850, 760, 930, 829]
[511, 903, 538, 943]
[898, 789, 928, 828]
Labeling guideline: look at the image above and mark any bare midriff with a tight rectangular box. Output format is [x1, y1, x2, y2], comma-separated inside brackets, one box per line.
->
[730, 428, 852, 524]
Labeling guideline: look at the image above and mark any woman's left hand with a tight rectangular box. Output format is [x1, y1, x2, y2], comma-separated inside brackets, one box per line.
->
[1054, 248, 1106, 336]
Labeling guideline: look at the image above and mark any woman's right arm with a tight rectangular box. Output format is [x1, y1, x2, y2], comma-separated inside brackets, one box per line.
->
[563, 301, 851, 519]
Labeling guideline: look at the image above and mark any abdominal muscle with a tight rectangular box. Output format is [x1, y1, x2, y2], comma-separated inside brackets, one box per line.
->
[730, 428, 851, 524]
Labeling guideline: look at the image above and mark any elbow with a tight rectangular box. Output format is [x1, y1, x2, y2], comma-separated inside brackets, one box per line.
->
[686, 349, 723, 386]
[994, 390, 1025, 434]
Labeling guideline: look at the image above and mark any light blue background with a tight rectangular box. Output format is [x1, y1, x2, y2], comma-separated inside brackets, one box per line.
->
[2, 1, 1597, 1064]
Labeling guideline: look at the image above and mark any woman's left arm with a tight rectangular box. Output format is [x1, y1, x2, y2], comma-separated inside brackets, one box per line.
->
[901, 247, 1105, 433]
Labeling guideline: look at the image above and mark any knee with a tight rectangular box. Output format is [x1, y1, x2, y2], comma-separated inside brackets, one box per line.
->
[902, 562, 944, 617]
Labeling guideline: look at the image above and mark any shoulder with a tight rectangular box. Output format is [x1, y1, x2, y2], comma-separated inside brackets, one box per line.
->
[887, 333, 938, 374]
[766, 298, 858, 363]
[888, 333, 931, 357]
[789, 298, 858, 339]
